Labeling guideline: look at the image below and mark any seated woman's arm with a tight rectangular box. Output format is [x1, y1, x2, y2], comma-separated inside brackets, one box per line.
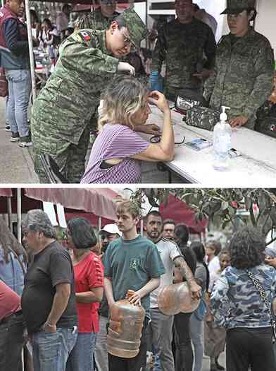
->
[132, 91, 174, 162]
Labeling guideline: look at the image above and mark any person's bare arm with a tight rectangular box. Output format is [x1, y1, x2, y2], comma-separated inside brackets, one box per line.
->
[132, 91, 174, 162]
[104, 277, 115, 307]
[43, 282, 71, 332]
[173, 257, 201, 300]
[76, 287, 103, 303]
[265, 257, 276, 268]
[128, 277, 160, 305]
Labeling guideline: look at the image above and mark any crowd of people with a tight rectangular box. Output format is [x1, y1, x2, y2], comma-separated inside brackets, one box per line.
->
[0, 0, 275, 182]
[1, 200, 276, 371]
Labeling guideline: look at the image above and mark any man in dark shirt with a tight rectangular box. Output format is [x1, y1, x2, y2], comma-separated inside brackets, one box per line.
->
[21, 209, 78, 371]
[150, 0, 216, 101]
[0, 0, 33, 146]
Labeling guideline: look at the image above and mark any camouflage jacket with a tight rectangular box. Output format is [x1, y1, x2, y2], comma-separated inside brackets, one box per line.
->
[31, 29, 119, 146]
[204, 28, 274, 129]
[211, 264, 276, 329]
[151, 18, 216, 91]
[75, 8, 118, 30]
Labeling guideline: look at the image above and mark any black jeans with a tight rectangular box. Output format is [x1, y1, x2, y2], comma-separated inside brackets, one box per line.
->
[226, 327, 276, 371]
[108, 318, 149, 371]
[173, 312, 193, 371]
[0, 313, 25, 371]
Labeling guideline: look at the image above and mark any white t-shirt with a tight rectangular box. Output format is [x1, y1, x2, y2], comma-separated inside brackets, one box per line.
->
[150, 238, 182, 308]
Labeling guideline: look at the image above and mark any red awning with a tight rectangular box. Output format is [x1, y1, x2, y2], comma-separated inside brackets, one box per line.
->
[24, 188, 118, 220]
[0, 188, 13, 197]
[159, 194, 207, 234]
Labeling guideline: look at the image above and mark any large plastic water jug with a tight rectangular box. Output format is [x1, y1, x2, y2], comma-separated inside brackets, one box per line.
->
[107, 290, 145, 358]
[158, 282, 199, 315]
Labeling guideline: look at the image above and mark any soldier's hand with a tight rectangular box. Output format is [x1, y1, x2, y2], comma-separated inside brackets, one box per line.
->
[193, 68, 213, 81]
[229, 115, 248, 128]
[148, 91, 170, 113]
[118, 62, 135, 76]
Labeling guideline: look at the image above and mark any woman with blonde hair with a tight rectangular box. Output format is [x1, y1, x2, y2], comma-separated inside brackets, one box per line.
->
[81, 75, 174, 183]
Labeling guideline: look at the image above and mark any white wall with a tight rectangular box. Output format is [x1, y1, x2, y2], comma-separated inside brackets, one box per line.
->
[255, 0, 276, 58]
[194, 0, 226, 42]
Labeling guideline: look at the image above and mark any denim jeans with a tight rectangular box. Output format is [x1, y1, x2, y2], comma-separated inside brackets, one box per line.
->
[31, 327, 77, 371]
[150, 308, 174, 371]
[66, 332, 97, 371]
[5, 69, 31, 138]
[94, 315, 109, 371]
[190, 313, 204, 371]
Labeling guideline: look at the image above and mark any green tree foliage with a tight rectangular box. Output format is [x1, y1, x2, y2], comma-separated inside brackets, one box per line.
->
[129, 188, 276, 245]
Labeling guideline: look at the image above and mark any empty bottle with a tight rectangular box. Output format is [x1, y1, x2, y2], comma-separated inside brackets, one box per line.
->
[158, 282, 200, 315]
[107, 290, 145, 358]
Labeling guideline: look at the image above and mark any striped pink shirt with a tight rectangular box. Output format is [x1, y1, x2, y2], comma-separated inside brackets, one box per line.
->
[81, 123, 150, 183]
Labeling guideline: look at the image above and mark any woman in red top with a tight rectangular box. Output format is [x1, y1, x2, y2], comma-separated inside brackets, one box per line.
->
[66, 218, 104, 371]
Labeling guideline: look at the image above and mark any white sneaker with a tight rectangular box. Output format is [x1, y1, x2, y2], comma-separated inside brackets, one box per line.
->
[19, 141, 32, 147]
[10, 136, 20, 142]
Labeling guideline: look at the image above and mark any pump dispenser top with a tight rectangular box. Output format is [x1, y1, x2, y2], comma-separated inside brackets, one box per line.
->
[220, 106, 230, 122]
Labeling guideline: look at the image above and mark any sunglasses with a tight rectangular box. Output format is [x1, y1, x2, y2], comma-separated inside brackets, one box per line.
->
[150, 135, 185, 145]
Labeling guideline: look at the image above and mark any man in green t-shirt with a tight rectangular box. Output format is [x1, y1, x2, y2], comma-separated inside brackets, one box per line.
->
[103, 200, 165, 371]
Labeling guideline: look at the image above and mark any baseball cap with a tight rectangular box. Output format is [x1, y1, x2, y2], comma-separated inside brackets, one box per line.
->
[115, 8, 148, 48]
[100, 224, 122, 236]
[221, 0, 255, 14]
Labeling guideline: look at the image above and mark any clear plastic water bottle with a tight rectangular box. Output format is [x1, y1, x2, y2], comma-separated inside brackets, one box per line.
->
[107, 290, 145, 358]
[213, 106, 232, 170]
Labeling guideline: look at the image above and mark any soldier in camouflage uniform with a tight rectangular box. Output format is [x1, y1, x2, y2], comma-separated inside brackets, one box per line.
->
[31, 9, 147, 183]
[74, 0, 118, 31]
[204, 0, 274, 129]
[75, 1, 147, 80]
[150, 0, 216, 101]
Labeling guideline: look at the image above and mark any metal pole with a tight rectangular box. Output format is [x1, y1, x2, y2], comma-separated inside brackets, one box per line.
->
[7, 196, 12, 231]
[25, 0, 37, 100]
[17, 188, 22, 244]
[98, 216, 102, 230]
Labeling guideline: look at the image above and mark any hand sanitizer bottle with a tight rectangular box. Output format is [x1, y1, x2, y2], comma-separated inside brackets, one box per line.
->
[213, 106, 231, 170]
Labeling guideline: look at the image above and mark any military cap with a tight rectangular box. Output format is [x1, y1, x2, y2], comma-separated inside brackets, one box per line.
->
[115, 8, 148, 48]
[221, 0, 256, 14]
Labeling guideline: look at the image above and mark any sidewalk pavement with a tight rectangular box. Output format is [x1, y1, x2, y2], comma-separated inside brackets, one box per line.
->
[0, 97, 187, 184]
[0, 98, 39, 184]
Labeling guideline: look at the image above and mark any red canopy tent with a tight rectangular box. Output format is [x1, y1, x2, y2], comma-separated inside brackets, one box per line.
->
[0, 188, 119, 240]
[0, 188, 118, 219]
[159, 194, 207, 234]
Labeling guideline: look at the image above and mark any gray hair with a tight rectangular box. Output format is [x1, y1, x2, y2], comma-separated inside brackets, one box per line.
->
[22, 210, 56, 239]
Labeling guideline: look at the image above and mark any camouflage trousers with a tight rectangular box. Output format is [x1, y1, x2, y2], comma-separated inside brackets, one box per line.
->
[33, 125, 91, 183]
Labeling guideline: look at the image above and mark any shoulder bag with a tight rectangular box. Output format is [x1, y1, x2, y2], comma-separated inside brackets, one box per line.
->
[247, 269, 276, 343]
